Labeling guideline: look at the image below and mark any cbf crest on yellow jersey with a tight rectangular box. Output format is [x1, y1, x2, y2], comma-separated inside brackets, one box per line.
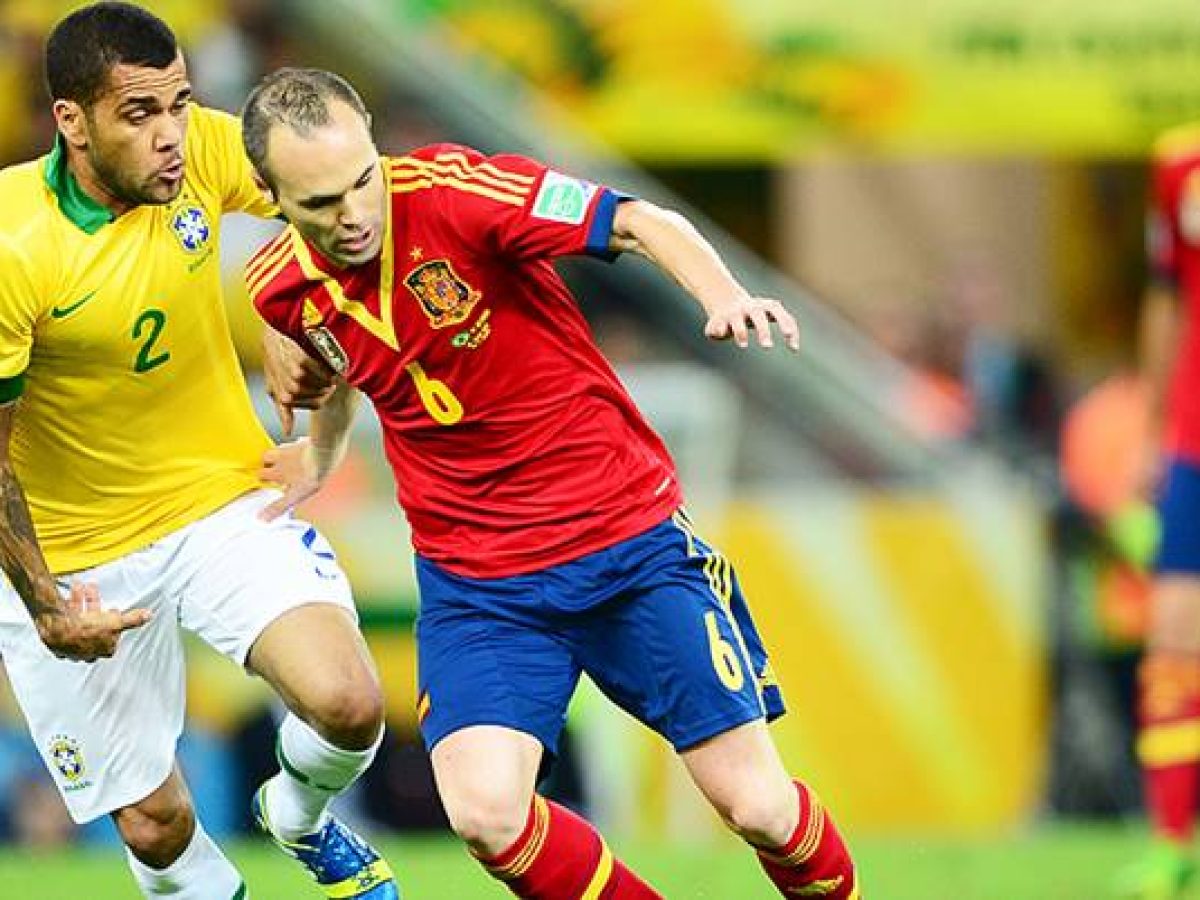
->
[0, 106, 276, 574]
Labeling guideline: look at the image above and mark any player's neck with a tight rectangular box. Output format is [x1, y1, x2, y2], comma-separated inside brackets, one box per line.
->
[65, 149, 134, 218]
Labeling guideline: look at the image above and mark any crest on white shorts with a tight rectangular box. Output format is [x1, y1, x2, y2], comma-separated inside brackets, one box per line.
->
[49, 734, 93, 792]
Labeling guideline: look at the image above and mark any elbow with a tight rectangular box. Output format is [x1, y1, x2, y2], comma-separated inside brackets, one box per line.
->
[613, 200, 695, 254]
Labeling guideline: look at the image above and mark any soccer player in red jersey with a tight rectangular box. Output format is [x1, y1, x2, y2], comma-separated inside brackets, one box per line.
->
[1122, 125, 1200, 898]
[241, 68, 860, 900]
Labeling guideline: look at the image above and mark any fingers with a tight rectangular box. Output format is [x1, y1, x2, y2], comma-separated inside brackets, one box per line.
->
[774, 306, 801, 352]
[260, 480, 319, 522]
[704, 317, 730, 341]
[258, 451, 281, 483]
[294, 383, 337, 409]
[65, 580, 94, 613]
[728, 312, 750, 349]
[116, 608, 152, 632]
[748, 307, 774, 349]
[258, 492, 301, 522]
[706, 298, 801, 352]
[258, 499, 290, 522]
[274, 399, 295, 438]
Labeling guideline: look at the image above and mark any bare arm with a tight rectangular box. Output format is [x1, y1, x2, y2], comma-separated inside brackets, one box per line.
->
[0, 401, 149, 659]
[0, 401, 60, 619]
[258, 377, 359, 521]
[1137, 284, 1181, 496]
[1140, 284, 1180, 444]
[609, 200, 800, 351]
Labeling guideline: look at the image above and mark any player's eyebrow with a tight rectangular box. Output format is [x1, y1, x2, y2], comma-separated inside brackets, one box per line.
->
[116, 85, 192, 112]
[296, 162, 376, 210]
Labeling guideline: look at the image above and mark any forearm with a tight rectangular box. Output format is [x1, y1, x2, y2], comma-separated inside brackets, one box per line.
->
[611, 201, 748, 315]
[0, 459, 59, 619]
[310, 378, 359, 481]
[1140, 285, 1181, 438]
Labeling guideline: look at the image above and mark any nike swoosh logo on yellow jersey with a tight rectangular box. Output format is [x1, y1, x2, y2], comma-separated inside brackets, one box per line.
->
[50, 290, 98, 319]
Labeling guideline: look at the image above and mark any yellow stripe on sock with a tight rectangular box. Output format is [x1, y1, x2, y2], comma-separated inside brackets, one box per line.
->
[1138, 720, 1200, 767]
[485, 796, 550, 880]
[322, 859, 394, 898]
[580, 840, 616, 900]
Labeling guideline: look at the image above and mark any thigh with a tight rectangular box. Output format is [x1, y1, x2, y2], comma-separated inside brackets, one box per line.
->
[415, 558, 580, 758]
[574, 512, 785, 751]
[1147, 578, 1200, 653]
[0, 574, 185, 824]
[245, 602, 379, 719]
[171, 490, 356, 666]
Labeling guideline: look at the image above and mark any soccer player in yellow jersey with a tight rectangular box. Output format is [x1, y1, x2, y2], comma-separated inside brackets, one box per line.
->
[0, 5, 398, 899]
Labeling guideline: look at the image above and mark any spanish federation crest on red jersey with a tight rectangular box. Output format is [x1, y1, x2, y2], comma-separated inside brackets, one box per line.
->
[404, 259, 480, 329]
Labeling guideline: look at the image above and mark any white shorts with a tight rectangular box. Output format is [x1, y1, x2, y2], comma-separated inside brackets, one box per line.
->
[0, 490, 354, 823]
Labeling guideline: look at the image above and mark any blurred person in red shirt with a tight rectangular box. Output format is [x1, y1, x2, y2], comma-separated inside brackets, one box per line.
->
[1121, 124, 1200, 899]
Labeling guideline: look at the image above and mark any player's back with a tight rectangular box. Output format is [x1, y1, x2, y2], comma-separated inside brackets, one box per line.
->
[0, 107, 275, 578]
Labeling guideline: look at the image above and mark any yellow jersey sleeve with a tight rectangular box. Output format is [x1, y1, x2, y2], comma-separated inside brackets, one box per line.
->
[187, 105, 278, 218]
[0, 234, 43, 383]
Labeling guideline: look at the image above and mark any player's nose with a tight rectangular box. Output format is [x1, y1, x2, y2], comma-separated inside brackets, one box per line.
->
[153, 114, 183, 152]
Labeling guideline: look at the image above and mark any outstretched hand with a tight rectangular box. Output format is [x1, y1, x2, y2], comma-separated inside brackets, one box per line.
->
[34, 581, 150, 662]
[258, 438, 321, 521]
[704, 296, 800, 352]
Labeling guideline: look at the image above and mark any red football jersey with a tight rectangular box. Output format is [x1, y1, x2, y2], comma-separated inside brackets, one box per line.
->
[248, 144, 683, 578]
[1150, 126, 1200, 465]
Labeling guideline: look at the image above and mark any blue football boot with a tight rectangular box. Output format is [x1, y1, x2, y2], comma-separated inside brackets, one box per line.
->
[252, 784, 399, 899]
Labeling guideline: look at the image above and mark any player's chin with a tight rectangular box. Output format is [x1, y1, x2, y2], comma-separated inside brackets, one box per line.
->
[141, 179, 184, 206]
[331, 242, 379, 268]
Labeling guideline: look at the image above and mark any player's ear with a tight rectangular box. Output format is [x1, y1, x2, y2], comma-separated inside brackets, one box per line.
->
[52, 100, 88, 149]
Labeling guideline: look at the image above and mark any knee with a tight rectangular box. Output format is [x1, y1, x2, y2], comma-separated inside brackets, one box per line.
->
[114, 794, 195, 869]
[443, 786, 530, 858]
[720, 790, 799, 849]
[305, 675, 385, 750]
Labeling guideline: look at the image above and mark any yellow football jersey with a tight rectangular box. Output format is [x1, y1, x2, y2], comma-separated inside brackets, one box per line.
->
[0, 105, 276, 573]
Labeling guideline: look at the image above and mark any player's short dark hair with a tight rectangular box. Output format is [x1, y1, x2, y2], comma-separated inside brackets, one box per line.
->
[45, 2, 178, 107]
[242, 68, 371, 189]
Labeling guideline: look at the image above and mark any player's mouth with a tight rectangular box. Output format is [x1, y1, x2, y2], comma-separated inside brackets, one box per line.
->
[158, 159, 185, 185]
[338, 227, 374, 255]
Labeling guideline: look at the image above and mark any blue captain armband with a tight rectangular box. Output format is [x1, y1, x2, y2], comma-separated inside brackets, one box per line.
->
[0, 374, 25, 404]
[585, 190, 635, 260]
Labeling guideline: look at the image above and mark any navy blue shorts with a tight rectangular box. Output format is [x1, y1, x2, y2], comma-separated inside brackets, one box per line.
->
[1157, 458, 1200, 575]
[414, 511, 786, 755]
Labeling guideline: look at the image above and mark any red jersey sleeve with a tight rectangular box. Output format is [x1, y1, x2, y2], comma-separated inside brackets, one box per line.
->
[401, 144, 630, 261]
[1149, 155, 1185, 288]
[245, 231, 307, 345]
[1147, 129, 1200, 289]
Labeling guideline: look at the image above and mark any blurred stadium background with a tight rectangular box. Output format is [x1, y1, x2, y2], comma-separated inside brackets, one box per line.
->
[0, 0, 1193, 896]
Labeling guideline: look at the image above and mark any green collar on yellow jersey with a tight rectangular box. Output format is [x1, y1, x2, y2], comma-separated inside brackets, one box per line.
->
[43, 137, 116, 235]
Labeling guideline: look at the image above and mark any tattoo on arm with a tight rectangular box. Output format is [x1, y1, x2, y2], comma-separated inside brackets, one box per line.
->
[0, 405, 57, 618]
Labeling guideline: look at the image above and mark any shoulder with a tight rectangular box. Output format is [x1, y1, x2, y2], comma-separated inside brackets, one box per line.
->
[246, 229, 306, 316]
[186, 104, 239, 143]
[183, 104, 242, 186]
[0, 159, 56, 240]
[386, 143, 539, 207]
